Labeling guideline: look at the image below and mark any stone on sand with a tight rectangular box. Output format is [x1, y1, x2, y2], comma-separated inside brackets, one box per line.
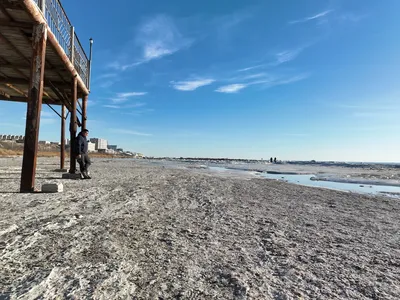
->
[41, 182, 63, 193]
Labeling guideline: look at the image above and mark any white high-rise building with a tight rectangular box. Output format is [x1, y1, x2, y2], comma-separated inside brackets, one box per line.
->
[90, 138, 108, 150]
[88, 142, 96, 152]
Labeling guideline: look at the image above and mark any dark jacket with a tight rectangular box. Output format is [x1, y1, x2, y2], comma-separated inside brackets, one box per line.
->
[75, 133, 88, 155]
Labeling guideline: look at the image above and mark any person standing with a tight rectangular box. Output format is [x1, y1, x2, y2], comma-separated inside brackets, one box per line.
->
[75, 129, 91, 179]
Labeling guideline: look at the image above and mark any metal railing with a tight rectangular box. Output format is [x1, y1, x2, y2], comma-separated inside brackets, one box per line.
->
[73, 34, 89, 87]
[33, 0, 90, 89]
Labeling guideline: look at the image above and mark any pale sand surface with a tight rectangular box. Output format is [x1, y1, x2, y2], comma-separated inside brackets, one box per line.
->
[0, 157, 399, 299]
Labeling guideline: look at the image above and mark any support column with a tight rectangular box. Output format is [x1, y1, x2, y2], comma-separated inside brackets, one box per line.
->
[82, 94, 88, 130]
[60, 105, 65, 170]
[20, 24, 47, 193]
[69, 77, 77, 174]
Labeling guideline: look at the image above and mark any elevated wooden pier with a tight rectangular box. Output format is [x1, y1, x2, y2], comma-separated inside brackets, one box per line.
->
[0, 0, 92, 192]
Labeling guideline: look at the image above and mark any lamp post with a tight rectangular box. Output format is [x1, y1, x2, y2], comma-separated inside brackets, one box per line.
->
[88, 37, 93, 91]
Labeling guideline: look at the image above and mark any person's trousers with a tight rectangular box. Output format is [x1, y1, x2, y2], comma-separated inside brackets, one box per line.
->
[77, 154, 91, 174]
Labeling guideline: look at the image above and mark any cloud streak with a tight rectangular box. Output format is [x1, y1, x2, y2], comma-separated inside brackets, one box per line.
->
[171, 79, 215, 91]
[216, 84, 247, 93]
[111, 92, 147, 104]
[110, 129, 153, 136]
[289, 10, 333, 25]
[216, 73, 309, 94]
[275, 48, 304, 64]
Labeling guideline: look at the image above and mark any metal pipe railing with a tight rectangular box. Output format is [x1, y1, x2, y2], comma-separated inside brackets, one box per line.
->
[32, 0, 90, 91]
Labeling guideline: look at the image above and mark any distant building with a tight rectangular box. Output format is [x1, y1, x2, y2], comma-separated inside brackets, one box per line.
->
[39, 141, 50, 145]
[116, 148, 123, 152]
[90, 138, 108, 150]
[88, 142, 96, 152]
[108, 145, 117, 150]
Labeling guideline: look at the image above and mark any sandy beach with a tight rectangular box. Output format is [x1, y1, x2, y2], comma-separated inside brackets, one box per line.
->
[0, 157, 399, 299]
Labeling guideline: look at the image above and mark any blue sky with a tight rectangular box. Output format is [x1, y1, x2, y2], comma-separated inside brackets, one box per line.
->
[1, 0, 399, 162]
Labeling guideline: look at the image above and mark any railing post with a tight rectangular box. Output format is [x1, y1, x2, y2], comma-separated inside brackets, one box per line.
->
[70, 26, 75, 64]
[88, 38, 93, 91]
[40, 0, 46, 16]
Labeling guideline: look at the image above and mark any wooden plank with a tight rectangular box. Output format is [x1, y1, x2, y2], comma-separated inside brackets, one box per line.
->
[0, 76, 73, 90]
[20, 23, 47, 193]
[0, 19, 32, 28]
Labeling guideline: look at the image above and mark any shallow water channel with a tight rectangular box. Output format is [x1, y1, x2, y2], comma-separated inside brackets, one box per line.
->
[208, 167, 400, 197]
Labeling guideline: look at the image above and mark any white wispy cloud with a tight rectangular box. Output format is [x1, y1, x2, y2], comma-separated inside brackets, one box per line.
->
[117, 92, 147, 98]
[272, 73, 310, 86]
[241, 73, 268, 80]
[237, 64, 266, 72]
[110, 15, 192, 71]
[216, 84, 247, 93]
[171, 79, 215, 91]
[103, 105, 121, 109]
[111, 92, 147, 104]
[125, 102, 147, 108]
[275, 48, 304, 64]
[216, 73, 309, 94]
[94, 73, 117, 80]
[289, 10, 333, 25]
[110, 129, 153, 136]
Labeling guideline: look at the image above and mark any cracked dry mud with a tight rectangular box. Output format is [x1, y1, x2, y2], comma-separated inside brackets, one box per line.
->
[0, 158, 399, 299]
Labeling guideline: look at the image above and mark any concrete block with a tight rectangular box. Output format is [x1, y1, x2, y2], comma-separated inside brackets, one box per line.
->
[62, 173, 82, 180]
[42, 183, 63, 193]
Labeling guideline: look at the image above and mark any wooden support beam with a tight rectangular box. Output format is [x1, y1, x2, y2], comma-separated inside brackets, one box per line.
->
[5, 83, 27, 97]
[0, 56, 29, 79]
[0, 61, 61, 71]
[82, 94, 88, 130]
[0, 95, 26, 102]
[0, 1, 22, 11]
[0, 88, 11, 99]
[0, 19, 33, 28]
[0, 32, 30, 64]
[69, 76, 77, 174]
[20, 24, 47, 193]
[0, 77, 71, 90]
[0, 95, 62, 105]
[60, 105, 65, 170]
[48, 82, 72, 111]
[0, 3, 14, 19]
